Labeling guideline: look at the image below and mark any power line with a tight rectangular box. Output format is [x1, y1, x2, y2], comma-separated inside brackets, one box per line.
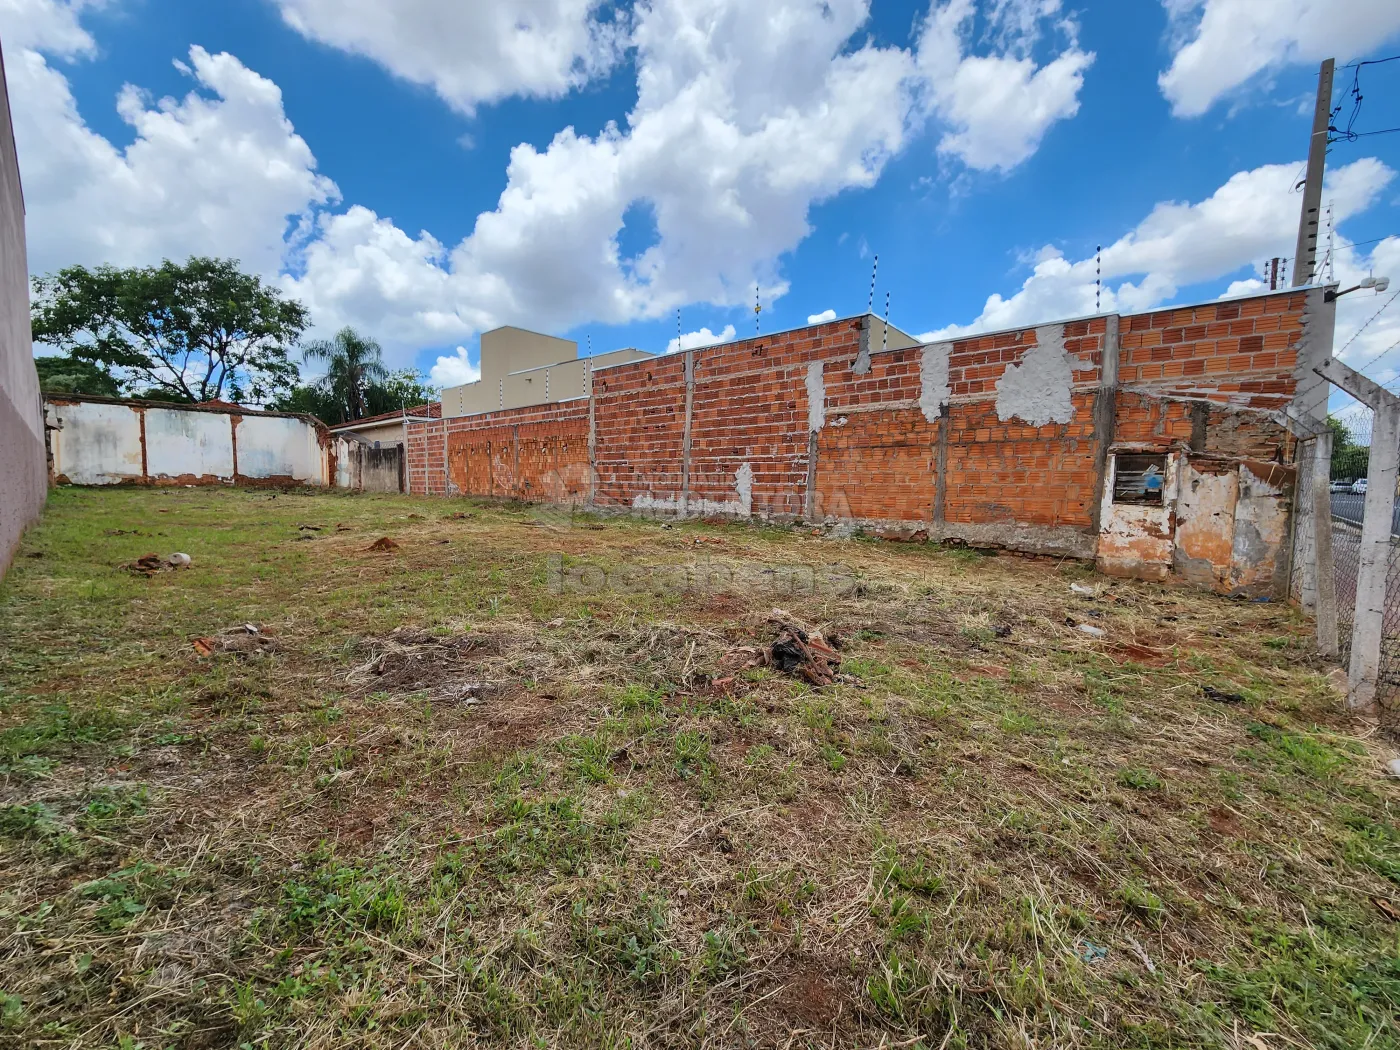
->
[1329, 58, 1400, 145]
[1340, 55, 1400, 69]
[1335, 234, 1397, 251]
[1338, 288, 1400, 355]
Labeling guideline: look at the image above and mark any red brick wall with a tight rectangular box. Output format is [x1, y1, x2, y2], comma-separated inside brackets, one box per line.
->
[816, 409, 937, 522]
[405, 290, 1312, 553]
[593, 353, 687, 510]
[1115, 293, 1304, 460]
[407, 402, 589, 499]
[406, 419, 447, 496]
[1119, 293, 1303, 409]
[941, 319, 1106, 529]
[687, 324, 861, 517]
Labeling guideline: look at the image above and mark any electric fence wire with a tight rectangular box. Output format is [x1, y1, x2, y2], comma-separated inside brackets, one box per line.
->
[1338, 288, 1400, 356]
[1360, 331, 1400, 379]
[1330, 56, 1400, 145]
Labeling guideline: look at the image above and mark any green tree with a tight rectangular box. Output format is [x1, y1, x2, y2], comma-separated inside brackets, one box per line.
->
[300, 327, 390, 422]
[32, 355, 121, 397]
[365, 369, 438, 416]
[272, 367, 436, 424]
[30, 257, 307, 404]
[270, 384, 341, 421]
[1327, 415, 1369, 481]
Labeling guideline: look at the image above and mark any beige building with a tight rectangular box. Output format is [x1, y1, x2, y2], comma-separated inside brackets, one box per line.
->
[441, 326, 654, 418]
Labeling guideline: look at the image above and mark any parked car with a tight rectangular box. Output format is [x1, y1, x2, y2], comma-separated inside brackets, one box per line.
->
[1352, 478, 1369, 494]
[1330, 479, 1353, 493]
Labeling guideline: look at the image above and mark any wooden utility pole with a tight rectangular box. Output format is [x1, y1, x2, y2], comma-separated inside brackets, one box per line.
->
[1293, 59, 1335, 287]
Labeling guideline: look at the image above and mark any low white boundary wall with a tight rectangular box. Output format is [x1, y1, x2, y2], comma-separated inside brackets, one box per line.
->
[44, 396, 332, 488]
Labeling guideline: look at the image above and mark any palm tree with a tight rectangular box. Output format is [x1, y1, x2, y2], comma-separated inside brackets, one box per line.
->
[302, 327, 389, 422]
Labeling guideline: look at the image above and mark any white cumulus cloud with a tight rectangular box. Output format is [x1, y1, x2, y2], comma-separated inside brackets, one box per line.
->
[920, 157, 1396, 341]
[272, 0, 628, 114]
[7, 0, 1094, 366]
[1159, 0, 1400, 117]
[807, 309, 838, 324]
[1331, 237, 1400, 377]
[0, 1, 339, 278]
[916, 0, 1093, 171]
[281, 0, 1094, 351]
[429, 346, 482, 387]
[666, 324, 736, 354]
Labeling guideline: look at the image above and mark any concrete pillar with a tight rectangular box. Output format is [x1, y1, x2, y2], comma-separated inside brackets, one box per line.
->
[1348, 399, 1399, 711]
[681, 350, 695, 517]
[1311, 431, 1338, 658]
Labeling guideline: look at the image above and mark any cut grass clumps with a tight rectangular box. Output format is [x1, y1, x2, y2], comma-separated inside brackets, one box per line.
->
[1116, 766, 1162, 791]
[0, 487, 1396, 1048]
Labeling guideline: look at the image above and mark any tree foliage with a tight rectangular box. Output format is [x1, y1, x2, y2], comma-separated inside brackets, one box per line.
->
[32, 355, 121, 397]
[302, 327, 389, 422]
[1328, 415, 1370, 481]
[30, 257, 308, 404]
[273, 367, 437, 425]
[366, 369, 439, 417]
[270, 328, 437, 424]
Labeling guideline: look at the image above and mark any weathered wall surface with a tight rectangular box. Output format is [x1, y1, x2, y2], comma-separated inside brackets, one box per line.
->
[407, 401, 591, 502]
[335, 437, 403, 493]
[45, 397, 332, 488]
[0, 42, 46, 578]
[406, 289, 1327, 595]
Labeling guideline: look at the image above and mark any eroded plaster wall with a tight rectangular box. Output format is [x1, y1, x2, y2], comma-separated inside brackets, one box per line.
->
[45, 398, 331, 488]
[335, 437, 403, 493]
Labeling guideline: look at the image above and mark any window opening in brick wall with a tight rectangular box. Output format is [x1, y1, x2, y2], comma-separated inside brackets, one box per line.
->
[1113, 454, 1167, 504]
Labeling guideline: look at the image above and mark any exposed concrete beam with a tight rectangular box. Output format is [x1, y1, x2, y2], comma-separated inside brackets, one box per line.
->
[681, 350, 695, 517]
[1313, 356, 1400, 711]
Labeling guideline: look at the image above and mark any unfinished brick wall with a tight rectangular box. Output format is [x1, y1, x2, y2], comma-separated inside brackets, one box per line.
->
[818, 345, 936, 523]
[406, 288, 1328, 592]
[939, 320, 1108, 536]
[593, 353, 688, 510]
[1095, 291, 1317, 591]
[407, 401, 590, 501]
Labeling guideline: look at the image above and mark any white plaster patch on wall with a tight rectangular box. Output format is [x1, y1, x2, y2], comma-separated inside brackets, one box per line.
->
[44, 401, 144, 485]
[633, 462, 754, 517]
[145, 407, 233, 480]
[237, 415, 325, 482]
[919, 342, 951, 422]
[806, 361, 825, 432]
[995, 324, 1074, 427]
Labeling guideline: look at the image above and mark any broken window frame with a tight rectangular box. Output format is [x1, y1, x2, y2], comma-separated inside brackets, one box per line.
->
[1112, 453, 1168, 505]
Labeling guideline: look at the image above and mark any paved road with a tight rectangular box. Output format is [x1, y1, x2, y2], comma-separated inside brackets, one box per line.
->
[1330, 492, 1400, 537]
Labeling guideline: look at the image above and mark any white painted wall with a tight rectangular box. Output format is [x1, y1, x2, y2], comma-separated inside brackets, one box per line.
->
[46, 400, 145, 485]
[45, 398, 331, 487]
[0, 42, 47, 576]
[145, 406, 235, 481]
[237, 414, 327, 484]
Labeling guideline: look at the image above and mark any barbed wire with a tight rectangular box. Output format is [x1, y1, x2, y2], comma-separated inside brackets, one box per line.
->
[1338, 289, 1400, 356]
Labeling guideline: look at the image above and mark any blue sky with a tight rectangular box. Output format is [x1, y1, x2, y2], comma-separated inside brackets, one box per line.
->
[5, 0, 1400, 402]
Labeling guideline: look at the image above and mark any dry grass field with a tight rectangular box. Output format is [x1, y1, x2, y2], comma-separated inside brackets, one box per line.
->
[0, 486, 1397, 1049]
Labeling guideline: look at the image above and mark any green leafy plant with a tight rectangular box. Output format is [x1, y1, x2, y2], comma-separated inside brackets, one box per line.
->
[31, 257, 307, 404]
